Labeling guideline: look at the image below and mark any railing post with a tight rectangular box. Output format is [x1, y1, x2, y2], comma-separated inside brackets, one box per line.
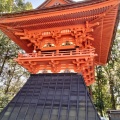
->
[52, 52, 54, 56]
[70, 51, 72, 55]
[76, 48, 79, 55]
[56, 50, 59, 56]
[37, 51, 41, 57]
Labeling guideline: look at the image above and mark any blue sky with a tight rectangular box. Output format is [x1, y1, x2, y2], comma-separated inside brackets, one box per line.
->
[25, 0, 45, 8]
[25, 0, 82, 8]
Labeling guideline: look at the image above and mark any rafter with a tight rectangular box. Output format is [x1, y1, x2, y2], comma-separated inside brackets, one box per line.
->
[12, 15, 100, 29]
[90, 2, 119, 23]
[0, 24, 22, 32]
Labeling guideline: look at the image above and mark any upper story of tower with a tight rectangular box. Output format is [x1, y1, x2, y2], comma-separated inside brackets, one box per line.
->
[0, 0, 119, 65]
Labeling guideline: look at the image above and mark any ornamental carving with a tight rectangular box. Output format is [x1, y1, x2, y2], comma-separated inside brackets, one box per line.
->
[15, 22, 99, 51]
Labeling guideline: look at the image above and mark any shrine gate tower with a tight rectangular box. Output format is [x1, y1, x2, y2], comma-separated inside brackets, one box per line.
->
[0, 0, 119, 120]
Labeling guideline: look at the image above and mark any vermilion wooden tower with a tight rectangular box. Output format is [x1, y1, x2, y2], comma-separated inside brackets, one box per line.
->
[0, 0, 119, 86]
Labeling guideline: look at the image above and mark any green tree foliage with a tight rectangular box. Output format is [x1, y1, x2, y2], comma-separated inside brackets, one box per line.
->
[13, 0, 32, 11]
[103, 29, 120, 109]
[93, 28, 120, 116]
[0, 0, 32, 13]
[93, 66, 111, 117]
[0, 0, 32, 112]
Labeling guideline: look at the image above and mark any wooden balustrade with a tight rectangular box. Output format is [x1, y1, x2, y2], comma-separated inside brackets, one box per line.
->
[18, 49, 96, 59]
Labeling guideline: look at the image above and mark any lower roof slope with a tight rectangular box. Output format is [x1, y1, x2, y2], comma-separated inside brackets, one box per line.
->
[0, 73, 100, 120]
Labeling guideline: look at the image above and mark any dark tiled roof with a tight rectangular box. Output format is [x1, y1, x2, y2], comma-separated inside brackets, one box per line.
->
[0, 73, 101, 120]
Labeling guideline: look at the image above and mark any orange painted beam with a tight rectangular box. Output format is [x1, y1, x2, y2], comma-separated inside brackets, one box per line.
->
[15, 49, 97, 86]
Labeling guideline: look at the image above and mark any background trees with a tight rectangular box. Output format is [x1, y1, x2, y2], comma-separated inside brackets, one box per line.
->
[0, 0, 32, 13]
[0, 0, 32, 112]
[92, 28, 120, 116]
